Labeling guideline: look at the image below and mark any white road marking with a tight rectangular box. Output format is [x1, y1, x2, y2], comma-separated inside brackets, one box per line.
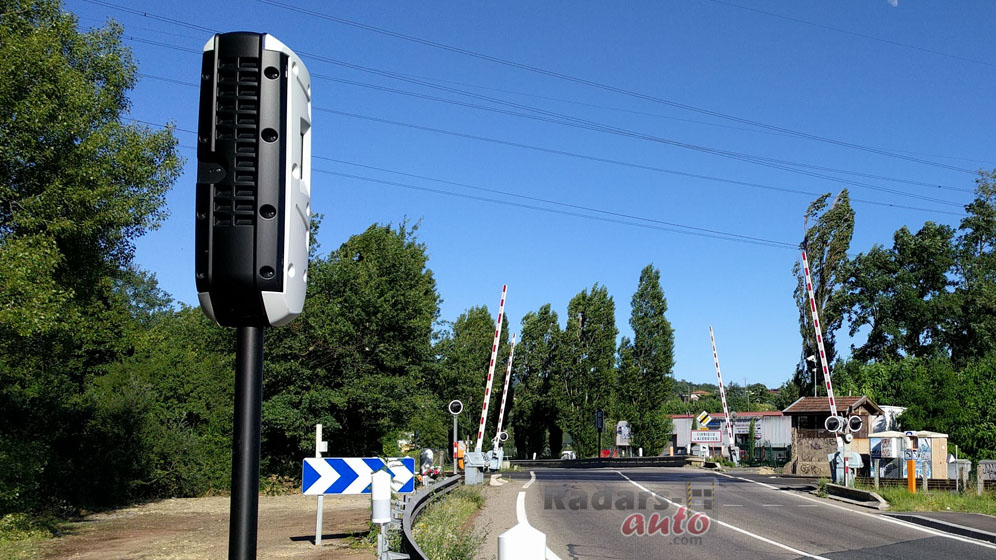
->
[524, 470, 536, 489]
[516, 491, 528, 523]
[516, 489, 563, 560]
[761, 504, 781, 507]
[723, 504, 743, 507]
[615, 471, 830, 560]
[715, 472, 996, 550]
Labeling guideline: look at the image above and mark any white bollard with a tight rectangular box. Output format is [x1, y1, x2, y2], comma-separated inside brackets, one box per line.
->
[498, 522, 546, 560]
[371, 471, 391, 524]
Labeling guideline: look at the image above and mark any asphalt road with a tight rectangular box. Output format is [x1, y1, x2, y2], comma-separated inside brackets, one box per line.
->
[503, 468, 996, 559]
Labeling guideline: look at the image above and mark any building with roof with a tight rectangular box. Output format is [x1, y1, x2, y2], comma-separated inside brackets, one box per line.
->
[670, 411, 791, 462]
[782, 396, 884, 476]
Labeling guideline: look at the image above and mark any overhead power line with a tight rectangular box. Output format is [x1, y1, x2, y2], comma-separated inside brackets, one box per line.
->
[144, 76, 964, 217]
[123, 33, 970, 206]
[330, 68, 996, 168]
[251, 0, 978, 174]
[703, 0, 996, 69]
[168, 140, 798, 249]
[307, 68, 971, 195]
[317, 108, 965, 216]
[90, 0, 979, 174]
[316, 169, 798, 250]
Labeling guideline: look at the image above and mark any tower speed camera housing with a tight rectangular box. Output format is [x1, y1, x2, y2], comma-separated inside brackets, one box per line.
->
[196, 32, 312, 327]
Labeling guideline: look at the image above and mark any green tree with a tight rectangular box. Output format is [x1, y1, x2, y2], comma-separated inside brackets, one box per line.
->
[260, 222, 441, 467]
[0, 0, 181, 514]
[615, 265, 675, 455]
[839, 223, 956, 362]
[554, 284, 617, 457]
[88, 306, 235, 501]
[432, 305, 510, 449]
[951, 171, 996, 365]
[791, 191, 854, 395]
[510, 305, 561, 458]
[746, 418, 757, 461]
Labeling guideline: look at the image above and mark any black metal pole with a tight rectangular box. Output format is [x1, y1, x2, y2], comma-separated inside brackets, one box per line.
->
[230, 326, 264, 560]
[597, 430, 602, 459]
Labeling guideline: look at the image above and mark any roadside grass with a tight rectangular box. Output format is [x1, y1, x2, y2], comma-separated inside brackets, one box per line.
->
[413, 487, 486, 560]
[0, 513, 64, 560]
[862, 484, 996, 515]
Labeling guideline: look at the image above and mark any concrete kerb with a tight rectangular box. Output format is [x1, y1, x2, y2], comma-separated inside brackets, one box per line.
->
[886, 514, 996, 544]
[813, 483, 890, 511]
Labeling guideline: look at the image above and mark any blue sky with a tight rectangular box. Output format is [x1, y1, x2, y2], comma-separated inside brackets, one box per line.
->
[66, 0, 996, 388]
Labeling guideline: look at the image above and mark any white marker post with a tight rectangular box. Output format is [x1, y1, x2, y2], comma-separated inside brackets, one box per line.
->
[314, 424, 328, 547]
[493, 333, 517, 453]
[709, 327, 738, 465]
[475, 285, 507, 453]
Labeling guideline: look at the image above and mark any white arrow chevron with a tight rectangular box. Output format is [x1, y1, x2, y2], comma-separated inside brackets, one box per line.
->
[342, 458, 376, 494]
[387, 458, 413, 491]
[303, 457, 340, 495]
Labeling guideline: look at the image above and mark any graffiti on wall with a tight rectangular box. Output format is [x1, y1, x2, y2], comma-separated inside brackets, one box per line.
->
[791, 430, 837, 476]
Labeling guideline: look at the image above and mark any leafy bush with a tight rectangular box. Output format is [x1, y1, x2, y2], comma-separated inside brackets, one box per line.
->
[413, 487, 486, 560]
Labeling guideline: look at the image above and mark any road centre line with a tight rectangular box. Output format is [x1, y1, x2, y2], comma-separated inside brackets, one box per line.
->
[714, 472, 996, 550]
[615, 471, 830, 560]
[516, 487, 563, 560]
[524, 470, 536, 489]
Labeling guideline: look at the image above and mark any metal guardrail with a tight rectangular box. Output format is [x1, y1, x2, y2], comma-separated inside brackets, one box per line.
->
[400, 475, 462, 559]
[509, 456, 686, 469]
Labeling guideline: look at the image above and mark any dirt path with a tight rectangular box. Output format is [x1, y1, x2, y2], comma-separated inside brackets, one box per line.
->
[36, 494, 374, 559]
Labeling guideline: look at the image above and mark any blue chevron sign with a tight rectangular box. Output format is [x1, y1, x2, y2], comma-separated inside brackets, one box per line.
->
[302, 457, 416, 495]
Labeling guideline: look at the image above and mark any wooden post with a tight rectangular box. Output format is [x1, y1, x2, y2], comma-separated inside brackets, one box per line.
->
[978, 462, 984, 497]
[907, 460, 916, 494]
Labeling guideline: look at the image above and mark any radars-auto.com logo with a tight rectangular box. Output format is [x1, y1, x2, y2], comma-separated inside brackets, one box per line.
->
[543, 480, 714, 542]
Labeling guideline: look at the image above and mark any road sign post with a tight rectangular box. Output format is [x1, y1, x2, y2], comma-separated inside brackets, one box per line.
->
[449, 400, 463, 475]
[314, 424, 328, 547]
[596, 409, 604, 457]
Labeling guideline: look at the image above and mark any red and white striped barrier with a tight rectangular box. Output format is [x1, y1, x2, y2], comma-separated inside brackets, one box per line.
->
[493, 333, 517, 452]
[708, 327, 737, 461]
[801, 250, 839, 417]
[475, 285, 507, 453]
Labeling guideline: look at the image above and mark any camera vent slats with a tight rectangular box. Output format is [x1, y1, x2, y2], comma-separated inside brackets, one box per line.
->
[213, 55, 260, 228]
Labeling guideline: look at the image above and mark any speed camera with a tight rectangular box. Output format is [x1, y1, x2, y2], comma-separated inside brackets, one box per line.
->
[195, 32, 312, 327]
